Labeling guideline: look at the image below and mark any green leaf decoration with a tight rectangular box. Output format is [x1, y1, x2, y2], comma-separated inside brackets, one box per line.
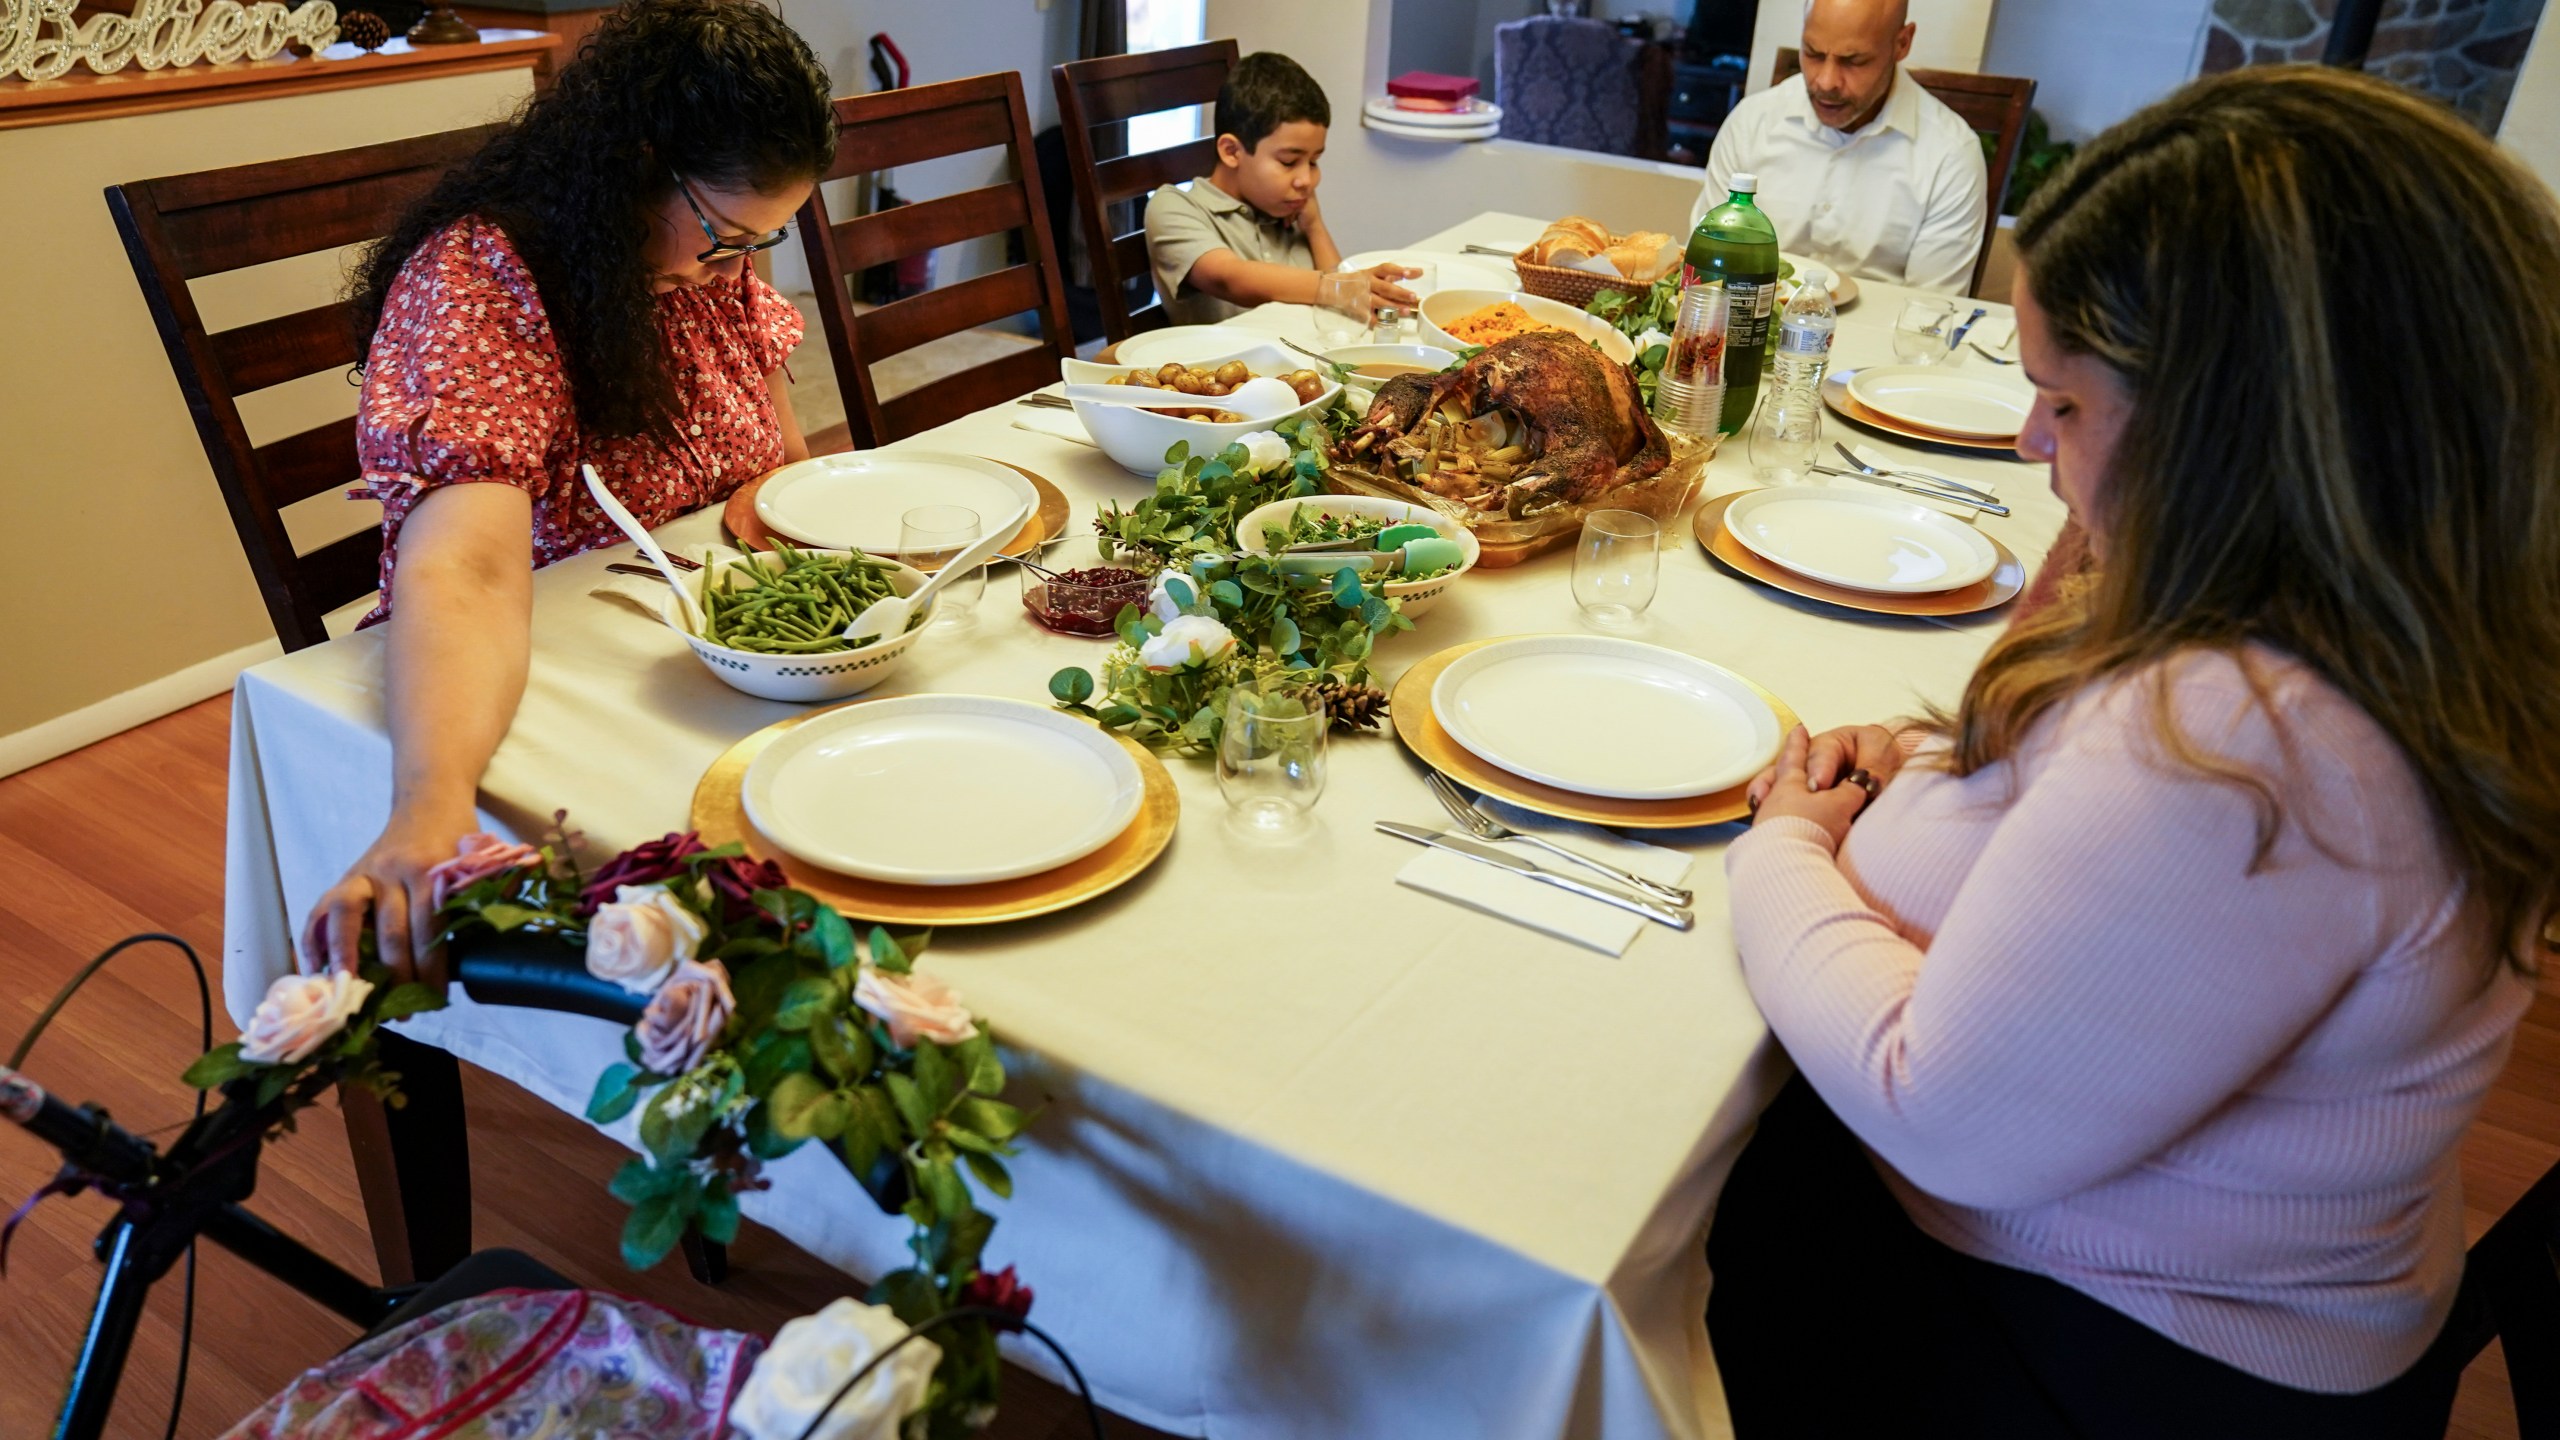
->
[773, 975, 838, 1031]
[1330, 566, 1364, 607]
[585, 1062, 643, 1123]
[867, 925, 909, 974]
[957, 1095, 1028, 1144]
[1049, 667, 1097, 705]
[608, 1156, 672, 1204]
[479, 901, 543, 932]
[767, 1071, 850, 1141]
[883, 1071, 931, 1138]
[954, 1031, 1004, 1095]
[181, 1043, 249, 1090]
[808, 1012, 874, 1085]
[371, 983, 445, 1023]
[912, 1041, 957, 1116]
[698, 1183, 741, 1245]
[868, 1267, 943, 1328]
[739, 1029, 812, 1095]
[809, 904, 858, 970]
[621, 1186, 696, 1271]
[838, 1084, 895, 1174]
[254, 1067, 294, 1109]
[1209, 579, 1244, 607]
[744, 1100, 806, 1161]
[962, 1150, 1014, 1199]
[919, 1152, 972, 1218]
[639, 1083, 714, 1162]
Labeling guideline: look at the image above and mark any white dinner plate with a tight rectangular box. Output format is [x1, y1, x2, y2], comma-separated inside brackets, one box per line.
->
[754, 452, 1034, 556]
[1846, 365, 2033, 439]
[1429, 636, 1783, 800]
[1723, 486, 2001, 595]
[1360, 96, 1504, 129]
[1113, 325, 1262, 371]
[1338, 249, 1517, 296]
[742, 696, 1145, 887]
[1781, 252, 1838, 294]
[1362, 114, 1501, 143]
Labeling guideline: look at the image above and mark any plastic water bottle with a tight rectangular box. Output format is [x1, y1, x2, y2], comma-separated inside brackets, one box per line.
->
[1748, 282, 1836, 483]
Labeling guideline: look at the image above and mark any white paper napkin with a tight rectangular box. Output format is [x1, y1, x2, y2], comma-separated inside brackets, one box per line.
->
[1393, 800, 1696, 957]
[1969, 313, 2017, 351]
[1848, 443, 1997, 522]
[1008, 385, 1097, 447]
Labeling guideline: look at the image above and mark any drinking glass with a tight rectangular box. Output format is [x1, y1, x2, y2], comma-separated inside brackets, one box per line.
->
[1397, 259, 1438, 299]
[900, 504, 982, 629]
[1314, 271, 1373, 347]
[1218, 688, 1328, 833]
[1891, 299, 1957, 365]
[1572, 509, 1660, 626]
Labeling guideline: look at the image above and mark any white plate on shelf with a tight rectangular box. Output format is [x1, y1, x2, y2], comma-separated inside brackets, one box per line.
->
[1429, 636, 1783, 800]
[742, 696, 1144, 887]
[1846, 366, 2032, 439]
[1362, 112, 1500, 143]
[1362, 96, 1503, 129]
[1112, 325, 1261, 371]
[754, 452, 1035, 556]
[1338, 249, 1517, 296]
[1723, 486, 2000, 595]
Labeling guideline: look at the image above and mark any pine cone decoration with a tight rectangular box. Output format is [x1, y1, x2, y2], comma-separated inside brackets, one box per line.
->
[340, 10, 390, 50]
[1308, 678, 1390, 732]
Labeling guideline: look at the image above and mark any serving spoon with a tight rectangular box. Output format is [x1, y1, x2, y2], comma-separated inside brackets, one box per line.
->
[1061, 375, 1305, 423]
[582, 463, 704, 633]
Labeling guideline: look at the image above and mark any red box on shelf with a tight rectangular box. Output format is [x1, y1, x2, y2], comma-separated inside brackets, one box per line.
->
[1386, 71, 1480, 111]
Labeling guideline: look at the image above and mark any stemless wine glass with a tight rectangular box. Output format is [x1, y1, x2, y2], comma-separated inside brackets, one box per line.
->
[1314, 271, 1373, 347]
[900, 504, 982, 629]
[1572, 509, 1660, 627]
[1892, 299, 1957, 365]
[1218, 688, 1328, 833]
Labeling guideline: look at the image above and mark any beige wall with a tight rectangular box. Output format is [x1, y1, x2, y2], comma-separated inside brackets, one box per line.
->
[2504, 14, 2560, 192]
[1749, 0, 1997, 93]
[0, 70, 533, 769]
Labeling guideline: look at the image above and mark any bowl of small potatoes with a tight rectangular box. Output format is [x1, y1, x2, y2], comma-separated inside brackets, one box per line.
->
[1062, 341, 1340, 475]
[1235, 493, 1482, 619]
[661, 543, 935, 703]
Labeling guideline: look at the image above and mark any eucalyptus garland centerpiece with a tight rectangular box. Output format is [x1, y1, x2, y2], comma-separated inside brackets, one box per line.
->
[1053, 417, 1406, 754]
[197, 823, 1037, 1438]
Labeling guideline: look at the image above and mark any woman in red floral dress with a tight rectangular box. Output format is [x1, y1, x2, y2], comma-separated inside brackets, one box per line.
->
[302, 0, 835, 977]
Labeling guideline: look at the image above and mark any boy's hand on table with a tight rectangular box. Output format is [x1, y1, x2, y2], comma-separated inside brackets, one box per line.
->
[1362, 264, 1421, 310]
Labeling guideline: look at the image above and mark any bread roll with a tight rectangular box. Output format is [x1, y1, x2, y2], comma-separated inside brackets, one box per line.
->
[1606, 232, 1675, 280]
[1550, 215, 1613, 253]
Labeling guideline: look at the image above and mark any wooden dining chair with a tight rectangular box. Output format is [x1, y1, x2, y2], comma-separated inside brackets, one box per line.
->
[1771, 50, 2036, 297]
[2415, 1149, 2560, 1437]
[1052, 39, 1238, 343]
[796, 72, 1077, 451]
[106, 128, 499, 1293]
[106, 127, 500, 655]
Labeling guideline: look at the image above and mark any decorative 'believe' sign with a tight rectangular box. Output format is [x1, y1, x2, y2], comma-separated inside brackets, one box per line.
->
[0, 0, 340, 82]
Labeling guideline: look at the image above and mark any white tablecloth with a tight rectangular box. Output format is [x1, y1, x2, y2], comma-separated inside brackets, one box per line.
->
[222, 212, 2063, 1439]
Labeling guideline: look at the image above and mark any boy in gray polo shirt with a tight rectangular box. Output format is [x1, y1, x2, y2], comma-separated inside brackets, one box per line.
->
[1143, 53, 1419, 326]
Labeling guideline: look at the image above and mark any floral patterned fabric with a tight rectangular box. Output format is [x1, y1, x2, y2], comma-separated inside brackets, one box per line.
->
[351, 217, 805, 624]
[220, 1288, 762, 1440]
[1494, 16, 1645, 155]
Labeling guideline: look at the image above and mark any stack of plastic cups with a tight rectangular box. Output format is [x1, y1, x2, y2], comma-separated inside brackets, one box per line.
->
[1652, 279, 1729, 440]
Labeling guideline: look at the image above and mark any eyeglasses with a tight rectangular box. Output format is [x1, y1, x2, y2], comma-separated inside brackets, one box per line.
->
[671, 170, 790, 264]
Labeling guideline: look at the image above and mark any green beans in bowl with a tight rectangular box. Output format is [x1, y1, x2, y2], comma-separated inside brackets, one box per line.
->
[662, 541, 935, 702]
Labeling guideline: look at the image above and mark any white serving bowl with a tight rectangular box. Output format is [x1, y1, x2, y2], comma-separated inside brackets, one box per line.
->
[1235, 493, 1482, 618]
[1322, 342, 1458, 410]
[1418, 289, 1637, 366]
[1063, 341, 1342, 476]
[661, 549, 934, 703]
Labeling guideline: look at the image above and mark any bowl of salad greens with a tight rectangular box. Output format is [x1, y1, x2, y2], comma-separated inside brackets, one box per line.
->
[1234, 495, 1482, 618]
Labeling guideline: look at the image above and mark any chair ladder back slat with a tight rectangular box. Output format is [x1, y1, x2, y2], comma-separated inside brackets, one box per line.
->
[796, 71, 1076, 449]
[254, 414, 363, 509]
[212, 301, 365, 396]
[1092, 137, 1220, 208]
[1054, 40, 1237, 343]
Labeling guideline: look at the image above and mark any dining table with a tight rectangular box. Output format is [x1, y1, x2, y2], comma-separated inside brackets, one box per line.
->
[220, 210, 2066, 1440]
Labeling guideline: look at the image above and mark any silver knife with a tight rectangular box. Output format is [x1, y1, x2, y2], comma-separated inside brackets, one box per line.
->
[1377, 822, 1694, 930]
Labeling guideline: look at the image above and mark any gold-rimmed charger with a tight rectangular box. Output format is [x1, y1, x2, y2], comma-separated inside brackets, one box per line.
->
[1822, 368, 2021, 454]
[691, 703, 1179, 924]
[724, 459, 1071, 568]
[1691, 491, 2025, 617]
[1389, 637, 1799, 829]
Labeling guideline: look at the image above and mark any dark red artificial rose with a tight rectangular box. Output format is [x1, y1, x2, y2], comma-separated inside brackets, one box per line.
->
[958, 1265, 1034, 1328]
[706, 853, 790, 925]
[577, 831, 708, 916]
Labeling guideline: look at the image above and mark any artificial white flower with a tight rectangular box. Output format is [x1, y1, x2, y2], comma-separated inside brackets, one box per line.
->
[1138, 614, 1237, 671]
[240, 971, 373, 1065]
[1635, 327, 1673, 358]
[585, 883, 708, 995]
[729, 1298, 941, 1440]
[1146, 568, 1195, 623]
[1237, 429, 1292, 474]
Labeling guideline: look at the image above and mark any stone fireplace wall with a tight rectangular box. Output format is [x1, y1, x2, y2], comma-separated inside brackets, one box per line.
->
[2200, 0, 2547, 129]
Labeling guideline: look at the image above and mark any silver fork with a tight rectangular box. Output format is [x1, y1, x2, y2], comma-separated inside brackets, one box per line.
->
[1832, 442, 2001, 502]
[1425, 773, 1695, 907]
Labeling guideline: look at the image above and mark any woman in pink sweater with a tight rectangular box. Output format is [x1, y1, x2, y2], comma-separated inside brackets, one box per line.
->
[1707, 68, 2560, 1438]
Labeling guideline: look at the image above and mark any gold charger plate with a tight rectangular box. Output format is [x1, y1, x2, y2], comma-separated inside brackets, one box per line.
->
[724, 459, 1070, 569]
[1821, 368, 2021, 454]
[690, 703, 1179, 925]
[1692, 491, 2025, 618]
[1389, 637, 1800, 829]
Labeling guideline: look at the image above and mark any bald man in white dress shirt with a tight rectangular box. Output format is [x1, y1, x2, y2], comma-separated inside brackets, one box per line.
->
[1693, 0, 1989, 295]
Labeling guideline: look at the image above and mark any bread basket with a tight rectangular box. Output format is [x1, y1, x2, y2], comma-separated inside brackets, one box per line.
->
[1509, 248, 1658, 310]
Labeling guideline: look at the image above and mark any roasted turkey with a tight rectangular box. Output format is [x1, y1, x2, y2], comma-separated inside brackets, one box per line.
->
[1333, 331, 1670, 516]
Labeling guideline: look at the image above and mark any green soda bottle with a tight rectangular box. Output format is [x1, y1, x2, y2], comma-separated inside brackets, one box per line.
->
[1683, 173, 1782, 435]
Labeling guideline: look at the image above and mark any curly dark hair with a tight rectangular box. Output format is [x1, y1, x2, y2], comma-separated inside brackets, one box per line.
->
[352, 0, 835, 440]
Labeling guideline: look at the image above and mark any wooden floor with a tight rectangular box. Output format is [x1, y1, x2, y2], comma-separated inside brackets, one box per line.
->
[0, 696, 2550, 1438]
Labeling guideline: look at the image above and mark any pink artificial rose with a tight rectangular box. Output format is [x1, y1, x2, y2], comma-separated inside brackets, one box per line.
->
[636, 960, 735, 1076]
[578, 832, 709, 917]
[239, 971, 375, 1065]
[586, 884, 709, 995]
[425, 833, 545, 910]
[853, 967, 979, 1050]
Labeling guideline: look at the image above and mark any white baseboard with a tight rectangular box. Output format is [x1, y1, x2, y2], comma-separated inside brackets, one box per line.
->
[0, 636, 282, 780]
